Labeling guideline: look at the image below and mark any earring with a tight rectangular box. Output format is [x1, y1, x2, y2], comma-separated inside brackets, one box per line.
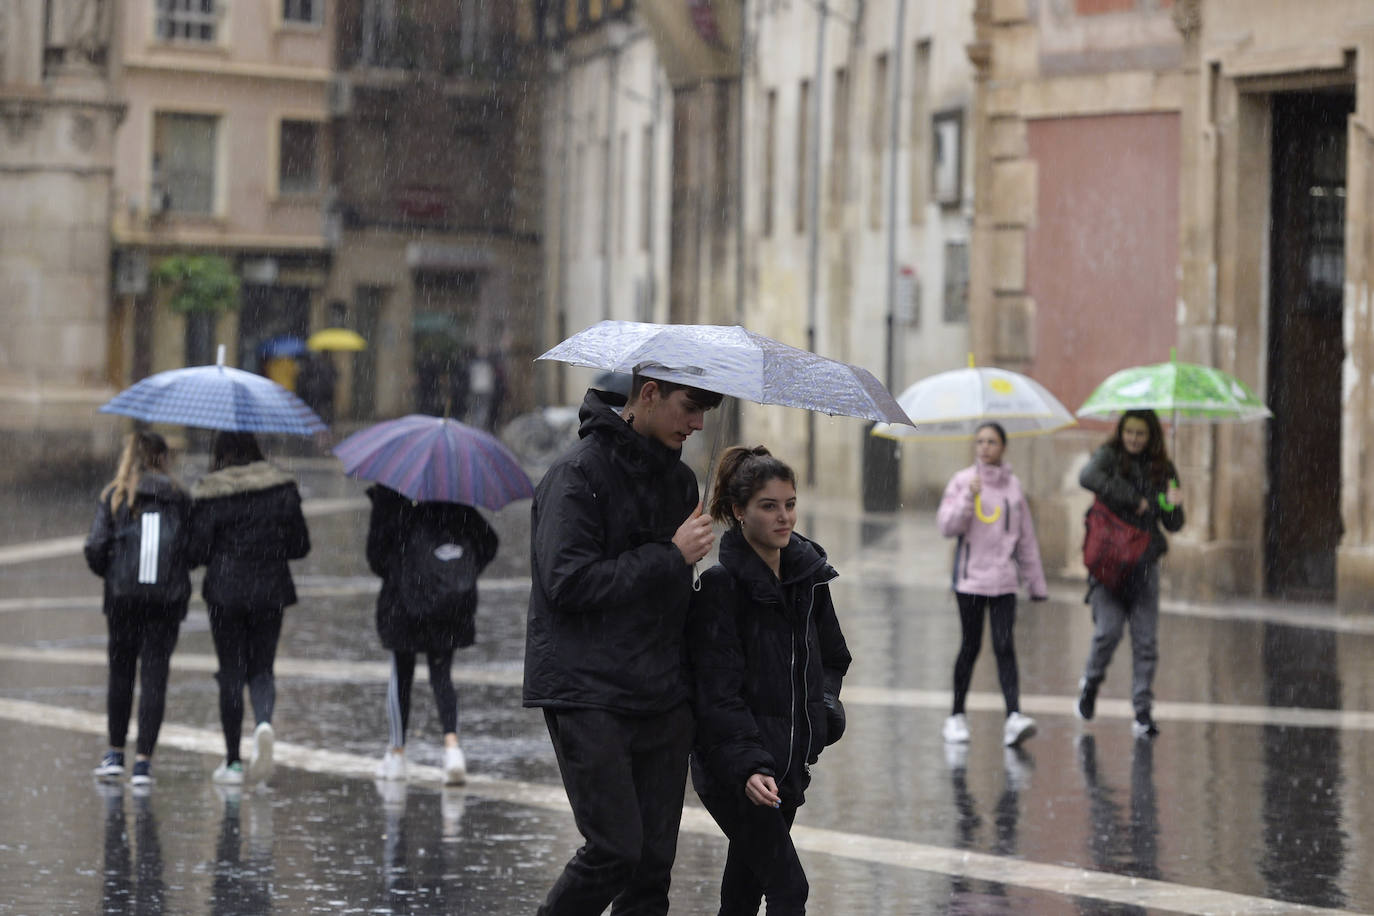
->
[625, 411, 635, 424]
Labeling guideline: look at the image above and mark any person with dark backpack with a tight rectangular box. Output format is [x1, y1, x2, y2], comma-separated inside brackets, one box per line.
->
[366, 484, 498, 785]
[85, 431, 192, 788]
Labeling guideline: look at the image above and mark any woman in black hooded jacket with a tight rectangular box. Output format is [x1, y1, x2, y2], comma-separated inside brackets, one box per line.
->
[187, 432, 310, 786]
[687, 445, 852, 916]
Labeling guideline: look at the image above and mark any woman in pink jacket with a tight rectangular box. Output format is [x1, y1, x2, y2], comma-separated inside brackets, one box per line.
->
[936, 422, 1048, 748]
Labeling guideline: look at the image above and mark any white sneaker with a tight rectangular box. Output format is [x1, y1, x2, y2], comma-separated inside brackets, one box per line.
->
[1003, 712, 1037, 747]
[1005, 714, 1033, 747]
[248, 722, 274, 784]
[941, 714, 970, 744]
[376, 750, 407, 782]
[213, 760, 244, 785]
[442, 744, 467, 786]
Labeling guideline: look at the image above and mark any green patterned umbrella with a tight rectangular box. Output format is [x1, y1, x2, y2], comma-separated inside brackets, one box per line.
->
[1077, 350, 1271, 425]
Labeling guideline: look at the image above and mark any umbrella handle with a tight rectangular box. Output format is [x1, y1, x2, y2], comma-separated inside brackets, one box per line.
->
[693, 562, 702, 591]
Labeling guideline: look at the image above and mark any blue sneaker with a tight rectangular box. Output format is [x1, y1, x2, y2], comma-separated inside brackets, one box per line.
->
[130, 760, 153, 787]
[93, 750, 125, 779]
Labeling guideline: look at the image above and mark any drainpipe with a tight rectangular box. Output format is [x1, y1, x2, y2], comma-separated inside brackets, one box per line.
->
[601, 33, 622, 320]
[647, 70, 661, 321]
[555, 54, 571, 404]
[805, 2, 828, 486]
[884, 0, 906, 390]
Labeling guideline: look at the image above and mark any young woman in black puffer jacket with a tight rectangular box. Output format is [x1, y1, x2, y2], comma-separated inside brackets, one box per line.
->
[85, 430, 192, 788]
[187, 432, 310, 786]
[687, 445, 852, 916]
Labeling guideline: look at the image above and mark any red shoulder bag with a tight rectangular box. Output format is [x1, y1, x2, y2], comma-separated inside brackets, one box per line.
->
[1082, 497, 1150, 595]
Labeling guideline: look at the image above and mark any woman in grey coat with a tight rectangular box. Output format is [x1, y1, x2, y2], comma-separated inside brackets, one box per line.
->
[1075, 409, 1184, 739]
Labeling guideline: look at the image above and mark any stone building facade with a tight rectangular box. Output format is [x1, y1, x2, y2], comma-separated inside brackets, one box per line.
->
[537, 0, 981, 501]
[969, 0, 1374, 610]
[326, 0, 543, 425]
[0, 0, 123, 476]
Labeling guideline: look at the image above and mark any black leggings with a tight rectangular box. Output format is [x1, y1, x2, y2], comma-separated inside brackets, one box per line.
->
[106, 601, 182, 757]
[208, 605, 284, 764]
[699, 793, 807, 915]
[386, 650, 457, 747]
[952, 592, 1020, 716]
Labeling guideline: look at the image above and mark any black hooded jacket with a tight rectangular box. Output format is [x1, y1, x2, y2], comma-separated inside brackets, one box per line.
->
[366, 484, 499, 653]
[84, 471, 192, 615]
[687, 527, 852, 808]
[187, 461, 310, 612]
[523, 389, 699, 715]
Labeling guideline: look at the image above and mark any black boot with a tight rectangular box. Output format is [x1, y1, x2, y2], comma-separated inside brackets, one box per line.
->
[1076, 678, 1099, 721]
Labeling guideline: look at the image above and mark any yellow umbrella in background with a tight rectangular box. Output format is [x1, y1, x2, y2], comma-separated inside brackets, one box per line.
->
[307, 327, 367, 351]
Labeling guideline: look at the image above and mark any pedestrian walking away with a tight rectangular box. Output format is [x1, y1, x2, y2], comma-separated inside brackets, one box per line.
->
[687, 446, 852, 916]
[936, 422, 1048, 749]
[366, 484, 499, 786]
[188, 431, 311, 786]
[84, 431, 193, 789]
[524, 372, 723, 916]
[1075, 409, 1184, 739]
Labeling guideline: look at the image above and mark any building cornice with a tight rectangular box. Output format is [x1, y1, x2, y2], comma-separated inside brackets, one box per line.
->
[112, 227, 330, 251]
[122, 55, 330, 85]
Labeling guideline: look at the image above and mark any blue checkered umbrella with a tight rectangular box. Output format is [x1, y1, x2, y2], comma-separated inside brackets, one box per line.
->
[99, 357, 326, 436]
[537, 320, 912, 424]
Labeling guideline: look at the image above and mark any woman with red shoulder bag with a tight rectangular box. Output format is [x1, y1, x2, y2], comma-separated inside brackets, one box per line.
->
[1076, 409, 1184, 739]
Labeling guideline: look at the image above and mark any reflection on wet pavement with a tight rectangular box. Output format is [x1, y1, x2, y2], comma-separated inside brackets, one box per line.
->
[3, 467, 1374, 914]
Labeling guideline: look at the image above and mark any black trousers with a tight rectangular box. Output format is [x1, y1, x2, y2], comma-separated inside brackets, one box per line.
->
[106, 600, 181, 757]
[698, 792, 807, 916]
[386, 650, 458, 747]
[208, 605, 284, 763]
[952, 592, 1020, 716]
[537, 703, 694, 916]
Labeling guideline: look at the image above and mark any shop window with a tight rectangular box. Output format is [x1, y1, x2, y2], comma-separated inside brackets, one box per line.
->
[153, 112, 218, 215]
[943, 241, 969, 323]
[283, 0, 322, 25]
[279, 120, 321, 195]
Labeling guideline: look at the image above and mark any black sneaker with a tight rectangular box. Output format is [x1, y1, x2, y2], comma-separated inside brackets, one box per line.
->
[93, 750, 125, 779]
[130, 760, 153, 787]
[1076, 678, 1098, 721]
[1132, 711, 1159, 739]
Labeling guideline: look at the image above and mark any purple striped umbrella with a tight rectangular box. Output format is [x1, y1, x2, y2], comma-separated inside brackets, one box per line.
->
[333, 414, 534, 509]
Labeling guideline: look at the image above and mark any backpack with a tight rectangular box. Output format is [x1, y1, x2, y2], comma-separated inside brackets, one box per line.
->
[397, 512, 480, 619]
[106, 504, 184, 602]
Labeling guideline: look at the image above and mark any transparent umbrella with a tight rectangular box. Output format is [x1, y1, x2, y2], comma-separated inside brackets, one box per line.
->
[537, 320, 912, 425]
[871, 356, 1075, 441]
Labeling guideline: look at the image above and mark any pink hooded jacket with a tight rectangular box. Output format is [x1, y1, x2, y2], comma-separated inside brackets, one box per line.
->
[936, 461, 1048, 599]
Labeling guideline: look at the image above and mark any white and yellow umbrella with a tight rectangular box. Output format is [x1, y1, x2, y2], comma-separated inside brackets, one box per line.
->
[870, 356, 1075, 441]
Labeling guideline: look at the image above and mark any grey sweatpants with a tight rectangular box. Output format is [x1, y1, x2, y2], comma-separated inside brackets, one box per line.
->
[1083, 563, 1159, 716]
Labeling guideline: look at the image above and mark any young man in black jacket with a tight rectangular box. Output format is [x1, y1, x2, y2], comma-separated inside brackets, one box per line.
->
[525, 371, 722, 916]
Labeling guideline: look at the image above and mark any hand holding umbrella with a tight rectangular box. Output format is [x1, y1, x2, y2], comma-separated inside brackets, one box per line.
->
[673, 505, 715, 566]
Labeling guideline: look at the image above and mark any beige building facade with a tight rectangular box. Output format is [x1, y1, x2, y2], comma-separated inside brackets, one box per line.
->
[537, 13, 674, 406]
[537, 0, 981, 500]
[0, 0, 124, 476]
[327, 1, 543, 425]
[108, 0, 334, 401]
[969, 0, 1374, 610]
